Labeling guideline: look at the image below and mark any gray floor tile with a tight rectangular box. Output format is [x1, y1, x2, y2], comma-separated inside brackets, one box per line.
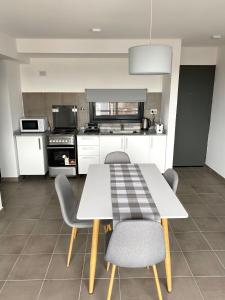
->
[192, 184, 215, 194]
[22, 235, 58, 254]
[0, 255, 18, 280]
[0, 207, 24, 220]
[193, 217, 225, 231]
[170, 218, 198, 232]
[177, 194, 202, 204]
[203, 232, 225, 250]
[9, 254, 51, 280]
[196, 277, 225, 300]
[80, 279, 120, 300]
[0, 235, 28, 254]
[185, 203, 215, 217]
[157, 252, 192, 277]
[199, 193, 225, 205]
[46, 254, 84, 279]
[0, 280, 42, 300]
[208, 204, 225, 216]
[41, 204, 62, 220]
[0, 219, 11, 234]
[18, 205, 45, 219]
[4, 219, 37, 235]
[184, 251, 225, 276]
[214, 251, 225, 268]
[32, 220, 63, 234]
[39, 279, 81, 300]
[54, 234, 87, 254]
[175, 232, 210, 251]
[83, 254, 118, 279]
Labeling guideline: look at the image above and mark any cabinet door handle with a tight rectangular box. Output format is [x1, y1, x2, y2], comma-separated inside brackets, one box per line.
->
[38, 138, 41, 150]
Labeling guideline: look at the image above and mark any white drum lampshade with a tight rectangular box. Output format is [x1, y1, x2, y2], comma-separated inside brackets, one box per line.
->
[129, 45, 172, 75]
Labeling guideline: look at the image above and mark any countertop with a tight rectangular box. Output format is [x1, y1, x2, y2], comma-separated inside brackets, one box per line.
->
[14, 130, 49, 136]
[77, 129, 166, 136]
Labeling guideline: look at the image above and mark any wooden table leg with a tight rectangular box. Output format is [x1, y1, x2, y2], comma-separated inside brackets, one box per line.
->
[161, 218, 172, 292]
[89, 219, 100, 294]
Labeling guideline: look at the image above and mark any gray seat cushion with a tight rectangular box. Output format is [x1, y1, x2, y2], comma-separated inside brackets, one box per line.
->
[105, 219, 165, 268]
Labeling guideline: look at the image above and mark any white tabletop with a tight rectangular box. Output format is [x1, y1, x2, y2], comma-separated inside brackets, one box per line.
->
[77, 164, 188, 220]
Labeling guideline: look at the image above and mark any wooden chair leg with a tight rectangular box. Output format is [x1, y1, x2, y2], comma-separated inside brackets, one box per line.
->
[106, 262, 111, 272]
[104, 225, 108, 233]
[107, 264, 116, 300]
[67, 227, 77, 267]
[152, 265, 163, 300]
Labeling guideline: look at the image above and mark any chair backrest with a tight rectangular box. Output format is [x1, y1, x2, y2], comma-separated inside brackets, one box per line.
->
[104, 151, 131, 164]
[105, 219, 165, 268]
[163, 168, 179, 193]
[55, 174, 77, 226]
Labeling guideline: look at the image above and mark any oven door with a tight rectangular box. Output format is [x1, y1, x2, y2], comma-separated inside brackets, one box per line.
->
[47, 146, 76, 167]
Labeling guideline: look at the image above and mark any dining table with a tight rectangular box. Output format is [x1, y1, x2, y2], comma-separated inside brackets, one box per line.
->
[77, 163, 188, 294]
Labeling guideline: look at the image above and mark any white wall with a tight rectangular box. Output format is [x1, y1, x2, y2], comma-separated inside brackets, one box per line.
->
[0, 60, 23, 178]
[206, 46, 225, 177]
[161, 40, 182, 169]
[181, 47, 217, 65]
[20, 57, 162, 92]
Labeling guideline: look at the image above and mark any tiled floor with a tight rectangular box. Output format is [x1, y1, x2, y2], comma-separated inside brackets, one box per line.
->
[0, 167, 225, 299]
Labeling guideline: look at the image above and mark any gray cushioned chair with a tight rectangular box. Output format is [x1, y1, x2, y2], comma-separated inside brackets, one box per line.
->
[55, 174, 92, 266]
[163, 168, 179, 193]
[105, 220, 166, 300]
[104, 151, 131, 164]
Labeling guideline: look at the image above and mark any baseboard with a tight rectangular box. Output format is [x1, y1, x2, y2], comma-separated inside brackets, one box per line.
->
[205, 164, 225, 181]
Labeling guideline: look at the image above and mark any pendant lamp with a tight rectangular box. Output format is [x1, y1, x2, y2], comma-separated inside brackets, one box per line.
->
[128, 0, 172, 75]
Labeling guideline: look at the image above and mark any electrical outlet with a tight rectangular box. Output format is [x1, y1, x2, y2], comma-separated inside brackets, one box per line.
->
[150, 109, 157, 115]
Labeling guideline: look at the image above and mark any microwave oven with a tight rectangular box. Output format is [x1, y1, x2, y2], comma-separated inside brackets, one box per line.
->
[20, 117, 48, 133]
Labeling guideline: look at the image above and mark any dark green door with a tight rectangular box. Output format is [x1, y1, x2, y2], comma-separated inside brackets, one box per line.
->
[173, 65, 215, 166]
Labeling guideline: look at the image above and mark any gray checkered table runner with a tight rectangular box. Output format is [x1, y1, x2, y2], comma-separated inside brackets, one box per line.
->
[110, 164, 160, 222]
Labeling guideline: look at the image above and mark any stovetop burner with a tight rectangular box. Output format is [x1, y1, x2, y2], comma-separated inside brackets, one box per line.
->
[52, 128, 76, 134]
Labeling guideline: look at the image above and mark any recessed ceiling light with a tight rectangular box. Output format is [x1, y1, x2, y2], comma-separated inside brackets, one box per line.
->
[211, 34, 222, 39]
[91, 28, 102, 32]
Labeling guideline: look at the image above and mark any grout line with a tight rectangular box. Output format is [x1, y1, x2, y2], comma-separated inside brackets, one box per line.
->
[118, 266, 122, 300]
[0, 192, 54, 295]
[36, 221, 64, 300]
[77, 230, 89, 300]
[173, 222, 205, 300]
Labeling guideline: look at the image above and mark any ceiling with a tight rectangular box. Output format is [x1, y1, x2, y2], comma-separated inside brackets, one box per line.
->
[0, 0, 225, 46]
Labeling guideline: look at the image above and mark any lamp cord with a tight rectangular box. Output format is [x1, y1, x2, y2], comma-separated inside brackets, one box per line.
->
[149, 0, 153, 44]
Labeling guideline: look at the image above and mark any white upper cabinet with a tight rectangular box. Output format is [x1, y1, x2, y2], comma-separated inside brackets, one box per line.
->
[99, 135, 124, 163]
[124, 136, 151, 163]
[16, 135, 48, 175]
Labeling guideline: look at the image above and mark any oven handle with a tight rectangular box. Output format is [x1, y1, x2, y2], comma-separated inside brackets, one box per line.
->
[47, 146, 75, 149]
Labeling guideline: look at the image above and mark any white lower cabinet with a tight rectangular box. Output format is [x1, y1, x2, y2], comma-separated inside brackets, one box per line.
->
[124, 136, 151, 164]
[149, 136, 167, 172]
[77, 136, 100, 174]
[77, 134, 167, 174]
[16, 134, 48, 175]
[99, 136, 124, 163]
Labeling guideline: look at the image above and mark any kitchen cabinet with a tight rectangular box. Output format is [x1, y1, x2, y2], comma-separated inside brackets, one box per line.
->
[16, 134, 48, 175]
[77, 136, 100, 174]
[99, 136, 124, 163]
[149, 136, 167, 172]
[124, 136, 151, 163]
[78, 134, 167, 174]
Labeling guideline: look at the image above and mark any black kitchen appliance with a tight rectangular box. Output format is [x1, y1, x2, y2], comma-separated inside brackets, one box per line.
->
[52, 105, 78, 131]
[47, 105, 78, 177]
[84, 122, 100, 133]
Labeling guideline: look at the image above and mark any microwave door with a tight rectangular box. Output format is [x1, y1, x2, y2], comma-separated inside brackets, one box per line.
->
[22, 120, 38, 130]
